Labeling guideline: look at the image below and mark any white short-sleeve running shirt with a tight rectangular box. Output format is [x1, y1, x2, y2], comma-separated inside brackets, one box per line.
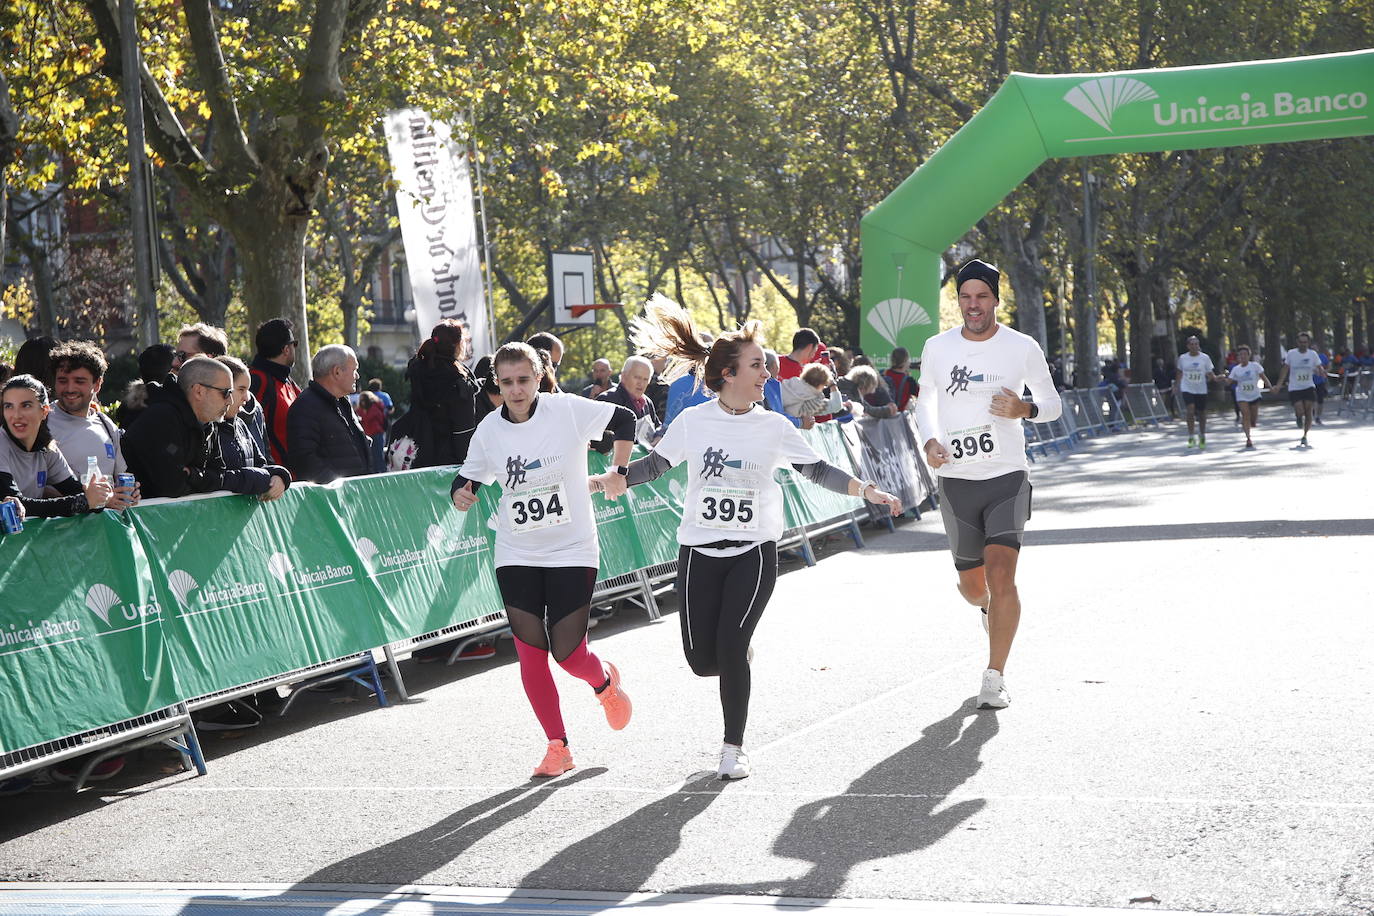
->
[1283, 348, 1322, 391]
[1228, 362, 1265, 402]
[914, 324, 1063, 481]
[459, 392, 614, 569]
[1177, 352, 1215, 394]
[652, 401, 821, 555]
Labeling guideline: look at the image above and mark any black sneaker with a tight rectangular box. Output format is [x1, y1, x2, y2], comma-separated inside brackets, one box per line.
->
[194, 700, 263, 732]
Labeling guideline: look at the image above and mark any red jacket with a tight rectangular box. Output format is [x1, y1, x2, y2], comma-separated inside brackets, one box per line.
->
[249, 355, 302, 467]
[883, 368, 919, 411]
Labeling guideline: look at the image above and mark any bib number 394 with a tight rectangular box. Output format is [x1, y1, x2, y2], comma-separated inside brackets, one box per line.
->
[947, 424, 1000, 464]
[698, 485, 758, 531]
[505, 482, 570, 532]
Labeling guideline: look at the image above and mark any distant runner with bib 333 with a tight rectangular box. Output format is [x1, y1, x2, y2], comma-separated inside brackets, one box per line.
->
[915, 259, 1062, 710]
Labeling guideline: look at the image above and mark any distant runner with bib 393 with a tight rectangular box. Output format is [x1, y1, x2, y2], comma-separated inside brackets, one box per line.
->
[915, 259, 1062, 710]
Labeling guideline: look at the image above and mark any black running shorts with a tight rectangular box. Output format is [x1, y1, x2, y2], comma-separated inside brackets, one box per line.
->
[1288, 388, 1316, 403]
[936, 471, 1032, 572]
[495, 566, 597, 627]
[1180, 392, 1208, 410]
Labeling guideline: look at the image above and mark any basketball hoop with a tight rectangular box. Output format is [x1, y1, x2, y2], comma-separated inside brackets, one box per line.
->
[569, 303, 622, 319]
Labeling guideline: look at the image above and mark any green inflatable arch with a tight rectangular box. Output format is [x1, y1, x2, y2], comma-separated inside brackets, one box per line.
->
[859, 48, 1374, 365]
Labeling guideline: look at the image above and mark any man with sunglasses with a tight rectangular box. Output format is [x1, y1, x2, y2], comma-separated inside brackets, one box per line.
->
[123, 357, 234, 498]
[171, 322, 230, 371]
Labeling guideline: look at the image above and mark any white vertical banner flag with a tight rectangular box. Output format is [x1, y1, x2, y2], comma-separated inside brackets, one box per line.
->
[383, 108, 493, 359]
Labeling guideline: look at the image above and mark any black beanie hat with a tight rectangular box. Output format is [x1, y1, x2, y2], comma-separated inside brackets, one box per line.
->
[956, 259, 1000, 298]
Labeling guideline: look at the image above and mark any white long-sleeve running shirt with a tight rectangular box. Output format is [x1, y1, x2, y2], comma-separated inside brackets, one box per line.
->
[915, 323, 1063, 481]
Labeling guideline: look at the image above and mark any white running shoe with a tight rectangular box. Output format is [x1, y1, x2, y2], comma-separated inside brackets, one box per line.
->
[977, 668, 1010, 709]
[718, 743, 752, 780]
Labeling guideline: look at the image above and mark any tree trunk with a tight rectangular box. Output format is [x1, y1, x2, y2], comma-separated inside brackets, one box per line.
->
[0, 71, 17, 271]
[996, 219, 1049, 352]
[1071, 258, 1094, 389]
[1262, 295, 1282, 378]
[235, 213, 311, 386]
[1128, 273, 1153, 381]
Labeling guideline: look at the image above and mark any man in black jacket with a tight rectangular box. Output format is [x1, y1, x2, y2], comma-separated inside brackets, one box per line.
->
[592, 355, 659, 452]
[287, 345, 371, 484]
[123, 357, 232, 499]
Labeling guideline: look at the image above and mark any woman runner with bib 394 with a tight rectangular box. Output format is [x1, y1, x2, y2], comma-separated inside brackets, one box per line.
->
[590, 296, 901, 780]
[451, 342, 637, 778]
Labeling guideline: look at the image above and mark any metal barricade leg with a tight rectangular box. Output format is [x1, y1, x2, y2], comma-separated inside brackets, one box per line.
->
[635, 569, 662, 622]
[382, 644, 410, 702]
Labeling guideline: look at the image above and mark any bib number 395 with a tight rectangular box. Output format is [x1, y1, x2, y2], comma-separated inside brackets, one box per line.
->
[947, 424, 1000, 464]
[698, 486, 759, 531]
[506, 483, 570, 532]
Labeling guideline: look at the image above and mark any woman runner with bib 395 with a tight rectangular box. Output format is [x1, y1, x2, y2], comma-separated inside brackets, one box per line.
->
[590, 296, 901, 780]
[451, 342, 636, 778]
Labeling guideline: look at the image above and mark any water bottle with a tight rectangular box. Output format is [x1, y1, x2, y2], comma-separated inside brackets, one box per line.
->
[84, 455, 100, 488]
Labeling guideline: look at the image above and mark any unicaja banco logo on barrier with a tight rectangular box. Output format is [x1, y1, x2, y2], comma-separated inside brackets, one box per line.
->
[84, 583, 161, 624]
[1064, 76, 1370, 135]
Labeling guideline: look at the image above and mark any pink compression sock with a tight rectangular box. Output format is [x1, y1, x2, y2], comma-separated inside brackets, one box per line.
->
[514, 637, 565, 741]
[557, 637, 609, 688]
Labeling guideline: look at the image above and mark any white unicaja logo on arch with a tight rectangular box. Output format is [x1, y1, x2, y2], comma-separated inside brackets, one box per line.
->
[1064, 76, 1370, 135]
[1063, 77, 1159, 132]
[867, 298, 932, 349]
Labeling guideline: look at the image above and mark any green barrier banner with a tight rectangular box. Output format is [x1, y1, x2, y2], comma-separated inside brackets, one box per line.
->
[129, 487, 388, 699]
[778, 423, 864, 529]
[860, 49, 1374, 366]
[327, 467, 506, 642]
[0, 513, 177, 754]
[625, 459, 688, 569]
[584, 449, 651, 578]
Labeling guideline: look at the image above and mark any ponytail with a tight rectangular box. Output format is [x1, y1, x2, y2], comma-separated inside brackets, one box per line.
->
[630, 293, 763, 393]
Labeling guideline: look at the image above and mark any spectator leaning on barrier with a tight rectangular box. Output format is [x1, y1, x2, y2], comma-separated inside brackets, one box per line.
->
[248, 317, 302, 467]
[46, 342, 139, 511]
[582, 358, 614, 399]
[593, 355, 659, 451]
[781, 363, 844, 421]
[1, 374, 113, 518]
[216, 356, 290, 500]
[883, 347, 919, 411]
[847, 365, 899, 418]
[288, 344, 371, 484]
[172, 322, 229, 371]
[123, 357, 232, 499]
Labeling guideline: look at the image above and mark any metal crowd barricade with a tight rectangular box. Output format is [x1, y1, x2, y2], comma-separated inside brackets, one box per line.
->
[1334, 369, 1374, 420]
[1063, 389, 1108, 437]
[1093, 387, 1130, 431]
[1123, 383, 1168, 426]
[0, 702, 206, 792]
[189, 650, 390, 714]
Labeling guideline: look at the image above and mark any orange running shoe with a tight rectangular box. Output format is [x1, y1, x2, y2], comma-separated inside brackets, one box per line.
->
[596, 662, 632, 730]
[532, 740, 574, 778]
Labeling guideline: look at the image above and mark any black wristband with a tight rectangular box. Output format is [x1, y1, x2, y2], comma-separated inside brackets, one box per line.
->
[1027, 403, 1040, 419]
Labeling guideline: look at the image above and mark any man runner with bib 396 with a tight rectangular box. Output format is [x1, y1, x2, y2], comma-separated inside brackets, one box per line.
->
[915, 259, 1062, 710]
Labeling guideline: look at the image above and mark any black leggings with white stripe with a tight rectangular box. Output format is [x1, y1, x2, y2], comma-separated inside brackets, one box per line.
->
[676, 541, 778, 746]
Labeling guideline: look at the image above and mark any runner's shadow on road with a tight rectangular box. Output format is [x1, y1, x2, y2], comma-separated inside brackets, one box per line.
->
[170, 767, 608, 915]
[516, 771, 728, 892]
[668, 702, 998, 904]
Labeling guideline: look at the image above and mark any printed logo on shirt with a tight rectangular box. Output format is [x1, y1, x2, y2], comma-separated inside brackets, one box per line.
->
[701, 446, 761, 481]
[947, 365, 1006, 395]
[504, 453, 563, 489]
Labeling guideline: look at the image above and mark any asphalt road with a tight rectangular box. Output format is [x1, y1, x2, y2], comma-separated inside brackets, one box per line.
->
[1, 404, 1371, 915]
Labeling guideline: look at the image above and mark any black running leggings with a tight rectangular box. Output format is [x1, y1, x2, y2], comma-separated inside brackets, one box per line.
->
[675, 541, 778, 746]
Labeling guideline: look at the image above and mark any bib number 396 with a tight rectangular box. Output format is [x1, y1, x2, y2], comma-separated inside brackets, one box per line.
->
[947, 424, 1000, 464]
[506, 483, 570, 532]
[698, 485, 758, 531]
